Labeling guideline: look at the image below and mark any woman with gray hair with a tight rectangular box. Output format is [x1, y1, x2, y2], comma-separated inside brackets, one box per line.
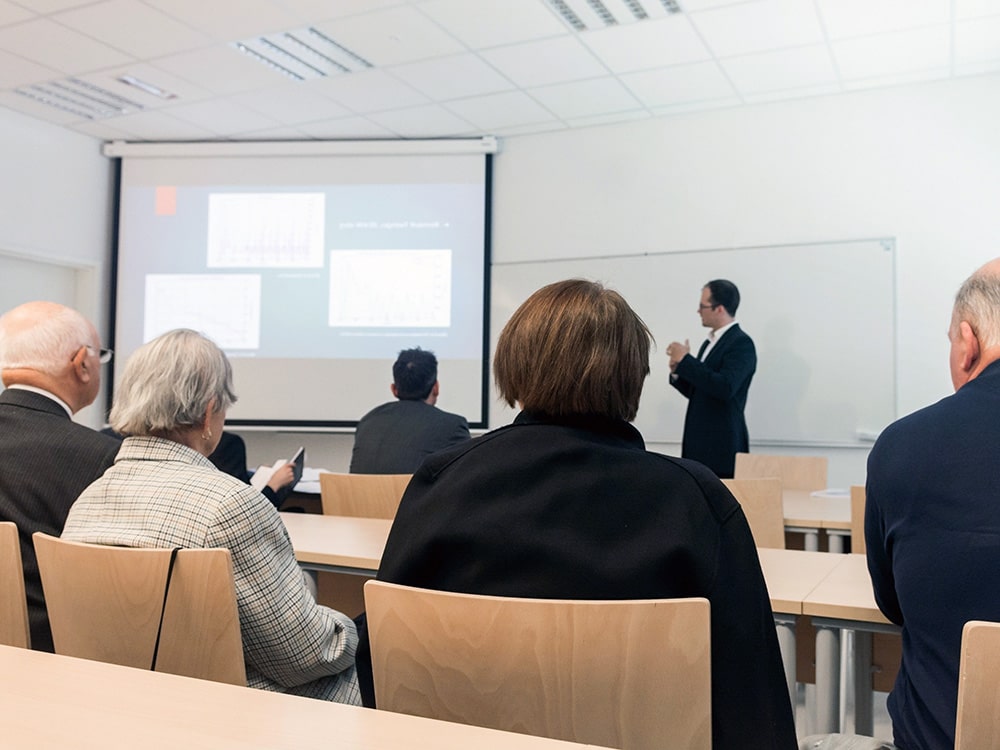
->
[62, 329, 360, 704]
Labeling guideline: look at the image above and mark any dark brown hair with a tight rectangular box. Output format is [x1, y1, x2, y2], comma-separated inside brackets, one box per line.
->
[494, 279, 652, 422]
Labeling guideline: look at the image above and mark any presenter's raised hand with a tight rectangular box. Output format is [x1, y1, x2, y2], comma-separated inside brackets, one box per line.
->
[666, 339, 690, 371]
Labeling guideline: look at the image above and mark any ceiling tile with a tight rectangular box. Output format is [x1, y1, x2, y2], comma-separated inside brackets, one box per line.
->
[815, 0, 949, 41]
[72, 63, 213, 108]
[445, 90, 557, 130]
[295, 115, 396, 139]
[102, 108, 217, 139]
[230, 84, 352, 124]
[69, 117, 142, 140]
[280, 0, 404, 25]
[722, 44, 839, 95]
[309, 68, 427, 113]
[312, 6, 464, 66]
[741, 82, 842, 104]
[8, 0, 91, 12]
[528, 76, 642, 119]
[954, 59, 1000, 76]
[0, 48, 58, 87]
[955, 15, 1000, 65]
[164, 97, 281, 135]
[832, 25, 950, 81]
[53, 0, 212, 59]
[841, 68, 950, 92]
[566, 109, 651, 129]
[388, 52, 513, 100]
[691, 0, 825, 58]
[956, 0, 1000, 20]
[368, 102, 477, 137]
[141, 0, 297, 40]
[621, 60, 735, 107]
[416, 0, 567, 48]
[680, 0, 749, 10]
[0, 88, 86, 124]
[154, 45, 288, 95]
[489, 120, 563, 137]
[649, 96, 740, 117]
[581, 15, 710, 73]
[0, 17, 132, 72]
[0, 1, 33, 26]
[480, 36, 606, 87]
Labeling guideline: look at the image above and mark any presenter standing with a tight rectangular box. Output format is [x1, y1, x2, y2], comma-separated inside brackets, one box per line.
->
[667, 279, 756, 478]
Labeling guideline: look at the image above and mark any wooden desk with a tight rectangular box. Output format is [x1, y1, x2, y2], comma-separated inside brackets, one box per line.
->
[0, 645, 609, 749]
[803, 553, 899, 735]
[281, 515, 893, 737]
[280, 512, 390, 575]
[783, 490, 852, 552]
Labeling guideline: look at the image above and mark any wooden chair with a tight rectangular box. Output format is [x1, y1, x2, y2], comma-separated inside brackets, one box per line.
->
[364, 580, 711, 750]
[734, 452, 828, 491]
[33, 533, 245, 686]
[722, 477, 785, 548]
[0, 522, 29, 648]
[318, 472, 412, 519]
[850, 485, 866, 555]
[955, 620, 1000, 750]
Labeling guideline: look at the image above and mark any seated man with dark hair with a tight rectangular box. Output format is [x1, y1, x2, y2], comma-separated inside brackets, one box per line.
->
[350, 347, 470, 474]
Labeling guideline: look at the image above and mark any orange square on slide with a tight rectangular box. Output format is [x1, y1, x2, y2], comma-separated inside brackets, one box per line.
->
[155, 186, 177, 216]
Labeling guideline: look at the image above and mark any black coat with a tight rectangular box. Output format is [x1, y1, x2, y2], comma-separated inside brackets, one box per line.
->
[0, 389, 120, 651]
[349, 399, 470, 474]
[356, 410, 796, 750]
[671, 324, 756, 478]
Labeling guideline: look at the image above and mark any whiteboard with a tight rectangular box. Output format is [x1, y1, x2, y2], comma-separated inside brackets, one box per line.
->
[490, 239, 896, 446]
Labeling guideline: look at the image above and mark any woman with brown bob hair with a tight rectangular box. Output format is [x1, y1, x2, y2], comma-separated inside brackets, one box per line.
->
[355, 279, 796, 750]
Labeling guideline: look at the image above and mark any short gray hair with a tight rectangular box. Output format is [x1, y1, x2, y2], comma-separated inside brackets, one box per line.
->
[0, 301, 94, 376]
[954, 270, 1000, 350]
[110, 329, 237, 435]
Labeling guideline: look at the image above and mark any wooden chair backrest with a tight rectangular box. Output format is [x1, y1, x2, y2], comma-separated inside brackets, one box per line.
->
[319, 472, 412, 519]
[850, 485, 866, 555]
[723, 477, 785, 549]
[734, 452, 828, 491]
[364, 580, 711, 750]
[955, 620, 1000, 750]
[0, 522, 29, 648]
[33, 532, 245, 686]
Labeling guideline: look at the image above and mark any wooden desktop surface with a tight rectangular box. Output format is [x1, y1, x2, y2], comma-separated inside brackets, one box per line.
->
[0, 645, 611, 749]
[802, 552, 891, 625]
[281, 513, 880, 624]
[783, 489, 851, 531]
[280, 512, 390, 574]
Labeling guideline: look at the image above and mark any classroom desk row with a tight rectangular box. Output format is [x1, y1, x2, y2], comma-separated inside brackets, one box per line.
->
[0, 644, 610, 750]
[280, 512, 896, 737]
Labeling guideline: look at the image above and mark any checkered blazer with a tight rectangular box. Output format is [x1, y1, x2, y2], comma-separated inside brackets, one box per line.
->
[63, 436, 359, 704]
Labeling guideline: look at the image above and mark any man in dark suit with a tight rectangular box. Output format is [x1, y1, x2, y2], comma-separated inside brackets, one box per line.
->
[350, 348, 470, 474]
[866, 258, 1000, 750]
[0, 301, 121, 651]
[667, 279, 756, 478]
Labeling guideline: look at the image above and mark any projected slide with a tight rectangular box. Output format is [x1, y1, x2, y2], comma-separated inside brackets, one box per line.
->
[113, 149, 489, 426]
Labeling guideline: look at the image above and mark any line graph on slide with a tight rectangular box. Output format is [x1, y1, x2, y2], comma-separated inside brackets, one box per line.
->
[144, 274, 262, 350]
[207, 192, 325, 268]
[328, 249, 452, 328]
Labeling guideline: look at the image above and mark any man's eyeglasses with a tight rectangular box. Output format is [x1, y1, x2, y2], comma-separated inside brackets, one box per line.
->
[79, 345, 113, 364]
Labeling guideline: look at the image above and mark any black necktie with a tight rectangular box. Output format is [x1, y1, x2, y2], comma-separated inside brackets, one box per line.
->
[696, 339, 710, 361]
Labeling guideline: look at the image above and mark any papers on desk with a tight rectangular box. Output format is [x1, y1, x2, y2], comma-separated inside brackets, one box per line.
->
[293, 467, 325, 495]
[810, 488, 849, 498]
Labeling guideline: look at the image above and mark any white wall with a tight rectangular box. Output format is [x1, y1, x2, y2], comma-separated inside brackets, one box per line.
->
[486, 72, 1000, 486]
[6, 72, 999, 484]
[0, 107, 115, 428]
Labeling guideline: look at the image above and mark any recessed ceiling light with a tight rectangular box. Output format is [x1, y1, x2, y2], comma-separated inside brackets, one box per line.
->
[233, 27, 373, 81]
[15, 78, 144, 120]
[118, 75, 177, 100]
[545, 0, 682, 31]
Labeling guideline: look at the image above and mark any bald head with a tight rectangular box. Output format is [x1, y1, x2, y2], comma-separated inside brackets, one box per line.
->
[949, 258, 1000, 390]
[0, 301, 103, 413]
